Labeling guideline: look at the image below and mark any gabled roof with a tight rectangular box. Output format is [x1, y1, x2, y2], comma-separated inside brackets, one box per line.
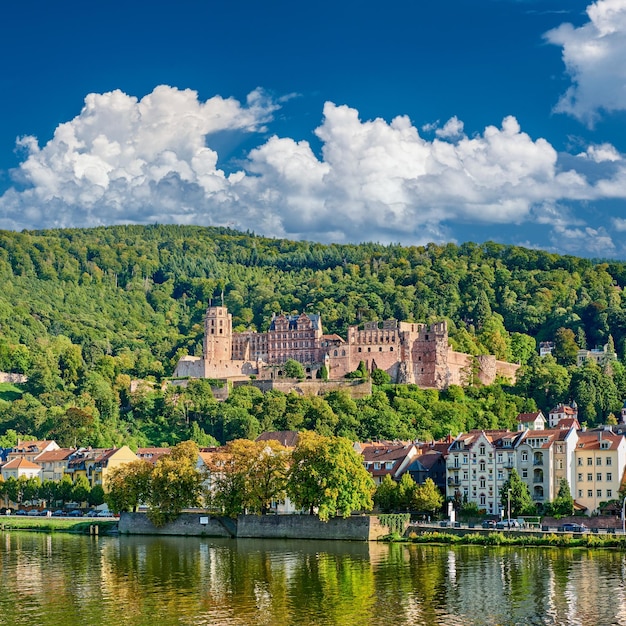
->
[360, 443, 416, 463]
[2, 457, 41, 470]
[517, 412, 544, 423]
[136, 448, 171, 464]
[412, 450, 444, 471]
[256, 431, 300, 448]
[576, 431, 623, 451]
[35, 448, 74, 462]
[557, 418, 581, 430]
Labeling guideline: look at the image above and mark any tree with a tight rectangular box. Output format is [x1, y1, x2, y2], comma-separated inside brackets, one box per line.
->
[89, 484, 106, 508]
[56, 474, 74, 506]
[283, 359, 305, 380]
[209, 439, 289, 516]
[71, 474, 91, 506]
[287, 431, 375, 521]
[412, 478, 443, 516]
[500, 469, 534, 518]
[396, 473, 418, 511]
[373, 475, 398, 513]
[147, 440, 205, 526]
[106, 460, 154, 513]
[371, 368, 391, 386]
[546, 478, 574, 517]
[553, 327, 579, 366]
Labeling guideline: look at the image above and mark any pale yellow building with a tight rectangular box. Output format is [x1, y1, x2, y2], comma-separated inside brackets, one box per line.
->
[573, 431, 626, 514]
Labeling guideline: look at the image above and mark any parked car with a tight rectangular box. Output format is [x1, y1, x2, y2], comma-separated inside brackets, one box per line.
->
[68, 509, 83, 517]
[84, 510, 99, 517]
[482, 520, 497, 529]
[96, 510, 113, 517]
[38, 509, 52, 517]
[560, 523, 589, 533]
[496, 519, 520, 529]
[27, 509, 40, 516]
[52, 510, 65, 517]
[14, 509, 27, 516]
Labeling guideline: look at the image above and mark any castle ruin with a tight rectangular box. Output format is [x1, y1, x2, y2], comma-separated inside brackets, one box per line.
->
[173, 305, 519, 389]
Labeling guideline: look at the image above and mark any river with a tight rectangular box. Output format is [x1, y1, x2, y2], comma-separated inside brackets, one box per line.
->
[1, 532, 625, 625]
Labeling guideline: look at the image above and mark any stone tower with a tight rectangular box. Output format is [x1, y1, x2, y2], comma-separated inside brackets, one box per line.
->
[203, 305, 232, 362]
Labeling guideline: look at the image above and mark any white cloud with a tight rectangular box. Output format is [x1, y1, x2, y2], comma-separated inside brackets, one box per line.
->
[435, 116, 464, 139]
[545, 0, 626, 124]
[2, 87, 626, 254]
[549, 223, 616, 256]
[612, 217, 626, 231]
[579, 143, 622, 162]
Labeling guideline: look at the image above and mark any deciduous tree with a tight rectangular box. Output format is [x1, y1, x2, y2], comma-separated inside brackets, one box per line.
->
[287, 431, 375, 521]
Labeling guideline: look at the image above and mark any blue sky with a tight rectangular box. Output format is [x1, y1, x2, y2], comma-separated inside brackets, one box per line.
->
[1, 0, 626, 257]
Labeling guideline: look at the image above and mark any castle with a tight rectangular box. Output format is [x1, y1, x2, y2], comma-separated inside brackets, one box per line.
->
[173, 305, 519, 389]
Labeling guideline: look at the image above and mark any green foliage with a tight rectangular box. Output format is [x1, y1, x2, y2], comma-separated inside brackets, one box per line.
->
[378, 513, 410, 535]
[287, 431, 375, 521]
[106, 459, 154, 513]
[500, 469, 535, 517]
[147, 441, 205, 526]
[374, 475, 399, 513]
[371, 368, 391, 385]
[0, 226, 625, 444]
[412, 478, 444, 514]
[545, 478, 574, 517]
[283, 359, 305, 380]
[209, 439, 289, 516]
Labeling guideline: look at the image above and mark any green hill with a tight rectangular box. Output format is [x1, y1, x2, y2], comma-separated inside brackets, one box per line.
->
[0, 224, 623, 447]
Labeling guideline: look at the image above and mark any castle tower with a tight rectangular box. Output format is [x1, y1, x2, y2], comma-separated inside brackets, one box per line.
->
[203, 306, 232, 362]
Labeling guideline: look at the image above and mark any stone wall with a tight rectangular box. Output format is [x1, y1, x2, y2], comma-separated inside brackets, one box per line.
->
[119, 512, 234, 537]
[0, 372, 27, 384]
[236, 378, 372, 398]
[237, 514, 388, 541]
[119, 512, 391, 541]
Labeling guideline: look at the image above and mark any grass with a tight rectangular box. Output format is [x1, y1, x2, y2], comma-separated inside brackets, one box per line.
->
[399, 531, 626, 549]
[0, 516, 117, 534]
[0, 382, 23, 402]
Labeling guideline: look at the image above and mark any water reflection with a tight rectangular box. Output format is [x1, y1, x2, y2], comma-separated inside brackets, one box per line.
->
[1, 532, 626, 625]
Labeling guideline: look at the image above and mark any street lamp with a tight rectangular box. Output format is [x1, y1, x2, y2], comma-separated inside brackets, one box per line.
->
[507, 488, 512, 530]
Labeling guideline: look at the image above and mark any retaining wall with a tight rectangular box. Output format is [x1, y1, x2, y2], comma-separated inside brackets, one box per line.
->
[119, 512, 391, 541]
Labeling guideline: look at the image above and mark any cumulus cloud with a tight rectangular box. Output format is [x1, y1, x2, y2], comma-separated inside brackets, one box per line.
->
[2, 86, 626, 254]
[0, 86, 278, 230]
[545, 0, 626, 124]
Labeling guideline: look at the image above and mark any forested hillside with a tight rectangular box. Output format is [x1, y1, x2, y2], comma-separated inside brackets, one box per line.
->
[0, 224, 625, 448]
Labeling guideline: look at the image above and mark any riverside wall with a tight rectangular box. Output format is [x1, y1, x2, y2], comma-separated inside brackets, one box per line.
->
[119, 512, 391, 541]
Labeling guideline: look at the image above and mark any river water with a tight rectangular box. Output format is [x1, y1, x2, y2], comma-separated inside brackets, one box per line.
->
[1, 532, 625, 625]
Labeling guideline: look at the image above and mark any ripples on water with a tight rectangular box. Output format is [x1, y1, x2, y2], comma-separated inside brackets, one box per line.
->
[2, 532, 626, 625]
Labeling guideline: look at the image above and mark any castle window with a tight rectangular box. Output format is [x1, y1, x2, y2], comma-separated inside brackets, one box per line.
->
[219, 329, 222, 334]
[211, 329, 214, 334]
[342, 350, 346, 356]
[379, 347, 382, 351]
[425, 334, 429, 340]
[358, 347, 362, 353]
[368, 347, 371, 352]
[333, 350, 338, 357]
[390, 347, 393, 352]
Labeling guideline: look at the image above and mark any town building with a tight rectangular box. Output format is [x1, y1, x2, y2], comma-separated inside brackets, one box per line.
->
[577, 343, 617, 367]
[572, 430, 626, 513]
[173, 304, 519, 390]
[516, 411, 546, 432]
[548, 402, 578, 428]
[358, 442, 418, 485]
[0, 457, 41, 481]
[446, 430, 520, 515]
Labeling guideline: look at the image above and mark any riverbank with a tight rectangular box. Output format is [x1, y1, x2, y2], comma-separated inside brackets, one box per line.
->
[398, 530, 626, 549]
[0, 516, 118, 534]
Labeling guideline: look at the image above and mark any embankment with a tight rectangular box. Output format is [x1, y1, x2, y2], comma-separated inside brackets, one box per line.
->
[119, 512, 391, 541]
